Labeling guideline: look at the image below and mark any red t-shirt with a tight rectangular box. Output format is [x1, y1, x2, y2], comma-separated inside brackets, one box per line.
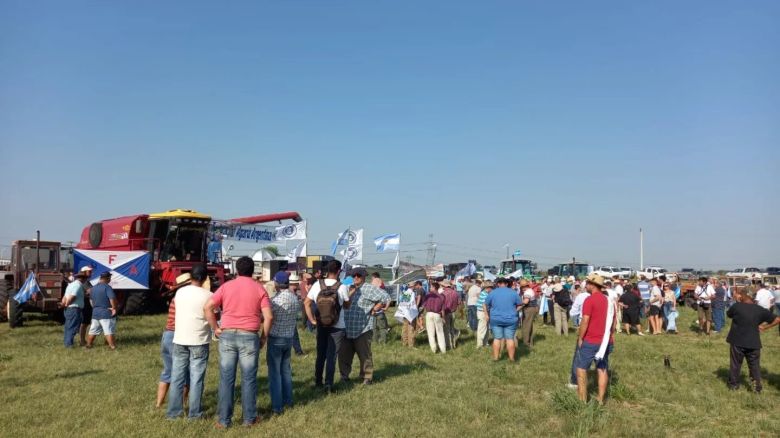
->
[582, 291, 614, 345]
[211, 276, 271, 332]
[165, 298, 176, 331]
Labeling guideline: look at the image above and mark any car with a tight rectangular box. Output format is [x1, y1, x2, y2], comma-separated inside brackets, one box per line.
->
[594, 266, 631, 279]
[618, 267, 634, 278]
[726, 267, 763, 278]
[636, 266, 670, 280]
[765, 267, 780, 275]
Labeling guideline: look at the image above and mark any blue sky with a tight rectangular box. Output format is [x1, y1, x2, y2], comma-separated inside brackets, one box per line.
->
[1, 1, 778, 269]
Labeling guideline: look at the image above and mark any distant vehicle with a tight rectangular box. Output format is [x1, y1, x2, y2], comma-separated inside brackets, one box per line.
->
[636, 266, 669, 280]
[619, 267, 634, 278]
[594, 266, 631, 279]
[372, 264, 384, 269]
[482, 265, 498, 274]
[548, 263, 592, 279]
[765, 267, 780, 275]
[680, 268, 695, 273]
[726, 267, 763, 278]
[498, 259, 535, 278]
[1, 237, 66, 327]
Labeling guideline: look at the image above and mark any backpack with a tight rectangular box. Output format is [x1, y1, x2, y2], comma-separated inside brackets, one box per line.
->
[555, 289, 573, 308]
[316, 280, 342, 327]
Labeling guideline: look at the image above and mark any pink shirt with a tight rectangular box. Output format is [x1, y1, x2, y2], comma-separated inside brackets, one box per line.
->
[212, 276, 271, 332]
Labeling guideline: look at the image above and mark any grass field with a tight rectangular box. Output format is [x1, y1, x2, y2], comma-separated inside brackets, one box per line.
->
[1, 307, 778, 437]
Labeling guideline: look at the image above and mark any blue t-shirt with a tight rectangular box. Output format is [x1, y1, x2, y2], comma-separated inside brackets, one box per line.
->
[64, 281, 85, 308]
[638, 281, 650, 300]
[484, 287, 521, 325]
[90, 283, 116, 320]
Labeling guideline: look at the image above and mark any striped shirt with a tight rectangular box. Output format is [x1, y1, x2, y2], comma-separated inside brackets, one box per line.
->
[165, 298, 176, 331]
[476, 290, 489, 311]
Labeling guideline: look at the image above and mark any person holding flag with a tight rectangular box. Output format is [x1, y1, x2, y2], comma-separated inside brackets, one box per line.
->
[572, 274, 616, 404]
[9, 271, 42, 328]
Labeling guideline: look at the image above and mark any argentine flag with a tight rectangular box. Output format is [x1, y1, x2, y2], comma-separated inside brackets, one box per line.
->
[13, 272, 40, 305]
[373, 233, 400, 252]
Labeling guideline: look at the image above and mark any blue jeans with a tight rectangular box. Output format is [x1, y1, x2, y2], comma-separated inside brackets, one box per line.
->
[293, 327, 304, 354]
[570, 342, 580, 384]
[490, 322, 518, 340]
[467, 305, 478, 331]
[63, 307, 82, 347]
[266, 336, 293, 413]
[712, 306, 726, 332]
[167, 343, 209, 419]
[315, 326, 345, 386]
[217, 330, 260, 427]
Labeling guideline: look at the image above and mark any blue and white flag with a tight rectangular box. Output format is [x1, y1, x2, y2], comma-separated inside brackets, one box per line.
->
[286, 241, 307, 262]
[339, 229, 364, 263]
[73, 249, 150, 289]
[331, 228, 351, 256]
[13, 272, 40, 305]
[483, 270, 497, 281]
[373, 233, 400, 253]
[456, 262, 477, 278]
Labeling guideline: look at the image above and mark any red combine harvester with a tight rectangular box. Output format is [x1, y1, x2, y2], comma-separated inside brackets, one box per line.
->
[76, 209, 302, 314]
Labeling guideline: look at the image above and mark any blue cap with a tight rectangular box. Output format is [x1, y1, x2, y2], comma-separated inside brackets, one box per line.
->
[273, 271, 290, 285]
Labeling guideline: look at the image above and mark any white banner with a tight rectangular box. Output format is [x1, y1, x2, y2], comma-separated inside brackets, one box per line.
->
[276, 221, 307, 241]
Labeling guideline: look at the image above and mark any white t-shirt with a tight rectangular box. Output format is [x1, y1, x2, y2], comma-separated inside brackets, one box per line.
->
[755, 288, 774, 310]
[650, 287, 663, 308]
[695, 284, 715, 304]
[307, 279, 350, 329]
[607, 288, 619, 302]
[614, 284, 624, 297]
[570, 292, 590, 317]
[173, 285, 213, 346]
[467, 285, 481, 306]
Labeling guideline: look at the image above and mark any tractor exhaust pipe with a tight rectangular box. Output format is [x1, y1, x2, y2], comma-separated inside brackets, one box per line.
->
[36, 230, 40, 274]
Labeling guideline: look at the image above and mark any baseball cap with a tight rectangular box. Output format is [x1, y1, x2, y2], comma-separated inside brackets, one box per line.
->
[349, 268, 368, 278]
[273, 271, 290, 285]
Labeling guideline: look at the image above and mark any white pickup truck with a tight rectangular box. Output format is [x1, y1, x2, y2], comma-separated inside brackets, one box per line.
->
[594, 266, 631, 279]
[726, 267, 763, 278]
[636, 267, 673, 281]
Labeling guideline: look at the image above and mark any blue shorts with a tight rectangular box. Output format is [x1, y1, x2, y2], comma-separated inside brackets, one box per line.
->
[490, 323, 518, 340]
[573, 341, 614, 371]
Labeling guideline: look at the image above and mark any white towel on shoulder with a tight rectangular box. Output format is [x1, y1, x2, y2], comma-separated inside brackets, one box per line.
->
[595, 296, 615, 360]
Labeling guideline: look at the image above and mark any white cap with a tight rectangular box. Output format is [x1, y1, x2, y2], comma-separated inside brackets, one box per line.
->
[79, 266, 93, 273]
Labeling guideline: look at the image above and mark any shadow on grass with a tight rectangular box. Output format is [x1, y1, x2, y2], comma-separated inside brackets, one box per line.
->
[119, 332, 162, 346]
[292, 361, 434, 408]
[53, 369, 104, 379]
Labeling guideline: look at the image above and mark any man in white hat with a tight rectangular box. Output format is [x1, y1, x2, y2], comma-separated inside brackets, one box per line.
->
[572, 274, 616, 404]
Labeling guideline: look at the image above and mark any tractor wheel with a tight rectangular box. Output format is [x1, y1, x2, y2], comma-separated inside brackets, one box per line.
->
[8, 293, 23, 328]
[123, 291, 148, 315]
[0, 280, 9, 323]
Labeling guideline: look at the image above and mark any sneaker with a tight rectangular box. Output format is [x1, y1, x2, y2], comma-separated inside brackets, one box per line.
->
[637, 332, 645, 336]
[566, 383, 578, 390]
[362, 379, 373, 385]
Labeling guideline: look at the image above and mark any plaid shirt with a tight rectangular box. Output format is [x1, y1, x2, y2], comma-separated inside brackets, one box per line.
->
[269, 289, 301, 339]
[344, 283, 390, 339]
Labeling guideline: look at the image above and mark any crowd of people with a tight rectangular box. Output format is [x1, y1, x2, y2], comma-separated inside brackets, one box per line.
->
[58, 261, 780, 424]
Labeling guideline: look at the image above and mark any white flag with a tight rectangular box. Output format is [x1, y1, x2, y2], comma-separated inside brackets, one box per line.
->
[275, 221, 307, 241]
[286, 241, 307, 262]
[341, 229, 363, 263]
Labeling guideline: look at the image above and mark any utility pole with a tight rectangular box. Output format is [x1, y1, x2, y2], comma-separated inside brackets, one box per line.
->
[426, 234, 434, 265]
[640, 228, 644, 271]
[504, 243, 509, 259]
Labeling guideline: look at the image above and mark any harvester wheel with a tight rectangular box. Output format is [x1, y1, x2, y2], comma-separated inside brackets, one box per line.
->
[123, 291, 148, 315]
[8, 293, 23, 328]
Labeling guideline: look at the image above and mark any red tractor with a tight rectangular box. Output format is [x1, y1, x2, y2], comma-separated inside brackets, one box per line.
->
[76, 209, 301, 314]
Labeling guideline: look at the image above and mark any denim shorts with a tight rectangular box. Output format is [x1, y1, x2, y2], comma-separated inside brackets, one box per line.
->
[490, 322, 518, 340]
[89, 318, 116, 336]
[160, 330, 175, 383]
[573, 341, 613, 371]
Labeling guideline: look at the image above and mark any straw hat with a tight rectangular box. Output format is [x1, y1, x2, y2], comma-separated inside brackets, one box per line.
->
[175, 273, 192, 288]
[440, 279, 452, 287]
[585, 273, 606, 289]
